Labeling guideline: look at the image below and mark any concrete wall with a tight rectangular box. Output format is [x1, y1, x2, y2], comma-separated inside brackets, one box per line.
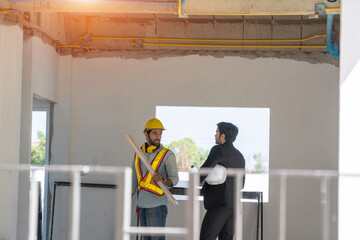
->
[0, 24, 23, 240]
[30, 37, 59, 102]
[50, 54, 339, 240]
[16, 36, 60, 240]
[340, 0, 360, 84]
[339, 0, 360, 239]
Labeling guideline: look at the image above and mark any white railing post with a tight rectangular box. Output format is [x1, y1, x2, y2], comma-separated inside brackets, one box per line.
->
[279, 174, 287, 240]
[234, 171, 243, 240]
[115, 167, 132, 240]
[186, 172, 200, 240]
[321, 176, 330, 240]
[28, 176, 39, 240]
[68, 171, 81, 240]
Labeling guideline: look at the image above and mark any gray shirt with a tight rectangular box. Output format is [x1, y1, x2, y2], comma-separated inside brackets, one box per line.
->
[132, 144, 179, 208]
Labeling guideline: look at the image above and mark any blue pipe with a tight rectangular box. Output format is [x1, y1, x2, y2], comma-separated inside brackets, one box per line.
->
[326, 14, 339, 58]
[11, 0, 185, 5]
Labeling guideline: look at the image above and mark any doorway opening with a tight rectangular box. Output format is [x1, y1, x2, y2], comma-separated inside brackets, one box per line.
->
[31, 97, 52, 239]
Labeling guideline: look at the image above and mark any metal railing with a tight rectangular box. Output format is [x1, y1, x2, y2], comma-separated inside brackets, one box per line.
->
[0, 165, 133, 240]
[1, 164, 360, 240]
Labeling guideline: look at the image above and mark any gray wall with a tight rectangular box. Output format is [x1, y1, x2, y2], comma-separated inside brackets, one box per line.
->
[50, 54, 339, 240]
[0, 24, 23, 240]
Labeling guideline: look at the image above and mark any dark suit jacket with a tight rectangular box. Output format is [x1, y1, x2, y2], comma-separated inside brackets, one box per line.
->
[200, 142, 245, 210]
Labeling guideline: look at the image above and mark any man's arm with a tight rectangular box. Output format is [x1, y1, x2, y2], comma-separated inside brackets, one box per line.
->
[153, 152, 179, 187]
[164, 152, 179, 187]
[200, 146, 222, 168]
[131, 157, 138, 196]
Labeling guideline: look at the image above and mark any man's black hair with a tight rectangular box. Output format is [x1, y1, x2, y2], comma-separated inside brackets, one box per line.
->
[217, 122, 239, 143]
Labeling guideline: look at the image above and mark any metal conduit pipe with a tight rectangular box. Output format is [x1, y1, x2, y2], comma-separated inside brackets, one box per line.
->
[10, 0, 184, 5]
[57, 44, 90, 52]
[178, 0, 183, 17]
[79, 18, 328, 50]
[80, 34, 326, 43]
[60, 34, 328, 50]
[56, 45, 327, 50]
[326, 14, 339, 58]
[187, 12, 309, 16]
[57, 44, 81, 48]
[184, 8, 340, 17]
[0, 9, 21, 20]
[130, 42, 327, 48]
[326, 8, 341, 12]
[87, 19, 90, 35]
[99, 0, 185, 5]
[108, 0, 184, 5]
[63, 10, 332, 51]
[56, 43, 327, 49]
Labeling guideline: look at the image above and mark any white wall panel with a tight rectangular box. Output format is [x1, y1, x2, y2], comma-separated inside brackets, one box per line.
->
[0, 24, 23, 240]
[339, 1, 360, 239]
[31, 37, 59, 102]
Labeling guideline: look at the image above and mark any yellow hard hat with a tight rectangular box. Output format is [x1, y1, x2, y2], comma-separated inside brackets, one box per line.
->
[143, 118, 166, 133]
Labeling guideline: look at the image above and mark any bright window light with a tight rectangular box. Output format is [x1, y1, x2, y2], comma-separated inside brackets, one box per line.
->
[156, 106, 270, 202]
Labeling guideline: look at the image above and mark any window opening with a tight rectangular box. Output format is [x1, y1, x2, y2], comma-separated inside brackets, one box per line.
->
[156, 106, 270, 202]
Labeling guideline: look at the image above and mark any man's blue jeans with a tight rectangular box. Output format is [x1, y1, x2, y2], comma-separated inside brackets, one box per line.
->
[139, 205, 168, 240]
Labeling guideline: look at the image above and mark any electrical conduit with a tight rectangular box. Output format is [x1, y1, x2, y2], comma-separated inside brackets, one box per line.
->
[80, 34, 326, 43]
[69, 34, 328, 50]
[186, 8, 340, 17]
[326, 14, 339, 58]
[130, 42, 326, 48]
[10, 0, 184, 5]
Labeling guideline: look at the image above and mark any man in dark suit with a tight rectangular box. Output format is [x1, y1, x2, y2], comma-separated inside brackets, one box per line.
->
[199, 122, 246, 240]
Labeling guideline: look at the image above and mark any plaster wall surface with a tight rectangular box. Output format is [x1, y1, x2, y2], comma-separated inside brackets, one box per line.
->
[16, 33, 34, 240]
[339, 0, 360, 239]
[14, 35, 60, 240]
[29, 37, 59, 102]
[50, 53, 339, 240]
[52, 55, 72, 166]
[0, 24, 23, 240]
[64, 55, 339, 170]
[340, 0, 360, 84]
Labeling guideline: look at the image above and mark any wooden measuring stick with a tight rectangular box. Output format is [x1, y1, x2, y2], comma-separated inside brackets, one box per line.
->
[124, 134, 178, 207]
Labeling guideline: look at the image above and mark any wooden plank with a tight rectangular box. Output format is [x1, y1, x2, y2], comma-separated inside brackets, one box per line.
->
[124, 134, 178, 207]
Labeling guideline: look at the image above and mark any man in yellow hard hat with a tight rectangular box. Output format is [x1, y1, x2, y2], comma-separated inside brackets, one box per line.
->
[132, 118, 179, 240]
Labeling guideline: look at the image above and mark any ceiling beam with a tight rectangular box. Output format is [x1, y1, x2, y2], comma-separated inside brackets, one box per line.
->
[2, 0, 340, 16]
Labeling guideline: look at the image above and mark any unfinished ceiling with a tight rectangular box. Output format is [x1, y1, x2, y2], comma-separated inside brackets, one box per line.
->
[0, 0, 340, 59]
